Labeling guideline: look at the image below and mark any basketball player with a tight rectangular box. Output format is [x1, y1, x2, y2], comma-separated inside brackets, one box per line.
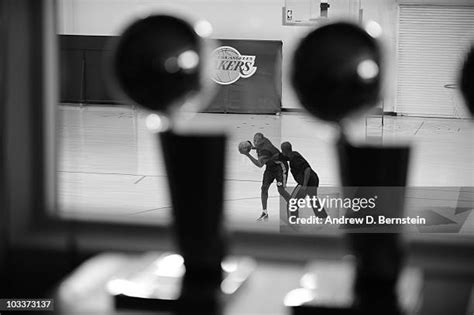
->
[281, 142, 328, 218]
[242, 133, 291, 221]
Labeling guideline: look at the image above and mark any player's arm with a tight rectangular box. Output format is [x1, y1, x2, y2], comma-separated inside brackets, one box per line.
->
[246, 141, 256, 150]
[302, 167, 311, 189]
[245, 152, 268, 168]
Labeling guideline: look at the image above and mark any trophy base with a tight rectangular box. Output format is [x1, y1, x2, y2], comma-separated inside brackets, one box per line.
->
[287, 260, 423, 315]
[108, 252, 256, 312]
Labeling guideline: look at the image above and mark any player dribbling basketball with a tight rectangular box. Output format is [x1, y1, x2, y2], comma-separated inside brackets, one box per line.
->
[240, 133, 291, 221]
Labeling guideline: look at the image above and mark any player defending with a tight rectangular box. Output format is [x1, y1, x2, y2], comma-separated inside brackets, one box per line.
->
[240, 133, 291, 221]
[281, 141, 328, 218]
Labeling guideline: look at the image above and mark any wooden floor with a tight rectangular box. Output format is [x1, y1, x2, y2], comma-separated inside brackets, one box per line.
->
[57, 104, 474, 231]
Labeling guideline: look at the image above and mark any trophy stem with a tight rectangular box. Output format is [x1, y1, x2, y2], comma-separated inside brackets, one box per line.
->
[160, 131, 227, 314]
[337, 135, 410, 314]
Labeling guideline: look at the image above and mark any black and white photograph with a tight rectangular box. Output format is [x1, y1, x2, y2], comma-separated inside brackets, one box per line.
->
[1, 0, 473, 314]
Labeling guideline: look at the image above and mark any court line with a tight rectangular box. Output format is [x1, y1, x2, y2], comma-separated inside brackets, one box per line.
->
[414, 121, 425, 135]
[58, 170, 152, 177]
[134, 175, 146, 184]
[127, 196, 280, 216]
[226, 196, 279, 202]
[59, 170, 474, 195]
[406, 197, 474, 202]
[127, 206, 172, 215]
[58, 170, 263, 183]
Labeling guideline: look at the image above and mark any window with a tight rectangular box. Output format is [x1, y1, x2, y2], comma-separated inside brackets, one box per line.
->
[4, 0, 473, 264]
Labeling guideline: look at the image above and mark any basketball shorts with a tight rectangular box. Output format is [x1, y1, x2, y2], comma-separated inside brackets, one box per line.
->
[262, 161, 288, 188]
[307, 171, 320, 187]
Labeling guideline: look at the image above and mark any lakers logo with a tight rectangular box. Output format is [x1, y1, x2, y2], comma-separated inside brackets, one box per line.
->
[212, 46, 257, 85]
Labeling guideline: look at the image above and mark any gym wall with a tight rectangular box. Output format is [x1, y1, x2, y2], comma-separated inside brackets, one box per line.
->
[57, 0, 398, 111]
[396, 4, 474, 118]
[60, 36, 283, 113]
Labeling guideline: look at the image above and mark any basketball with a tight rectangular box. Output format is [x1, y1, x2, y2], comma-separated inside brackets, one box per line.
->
[238, 141, 252, 154]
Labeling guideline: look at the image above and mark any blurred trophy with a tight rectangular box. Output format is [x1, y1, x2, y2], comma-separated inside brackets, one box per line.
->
[109, 14, 225, 314]
[460, 45, 474, 117]
[291, 22, 410, 314]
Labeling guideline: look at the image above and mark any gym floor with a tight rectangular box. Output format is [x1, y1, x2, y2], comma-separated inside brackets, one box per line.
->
[57, 104, 474, 232]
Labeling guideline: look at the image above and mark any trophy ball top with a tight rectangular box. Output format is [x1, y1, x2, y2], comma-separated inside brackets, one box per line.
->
[111, 14, 210, 114]
[291, 22, 383, 123]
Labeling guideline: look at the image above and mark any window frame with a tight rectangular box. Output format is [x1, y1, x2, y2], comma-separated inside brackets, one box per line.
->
[4, 0, 474, 275]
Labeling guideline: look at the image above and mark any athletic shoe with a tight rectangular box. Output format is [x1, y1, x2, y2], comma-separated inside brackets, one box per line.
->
[257, 212, 269, 221]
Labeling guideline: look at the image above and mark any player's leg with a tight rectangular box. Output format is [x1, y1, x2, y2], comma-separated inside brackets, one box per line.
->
[275, 161, 291, 202]
[258, 169, 273, 221]
[289, 185, 302, 219]
[307, 186, 328, 218]
[307, 172, 328, 218]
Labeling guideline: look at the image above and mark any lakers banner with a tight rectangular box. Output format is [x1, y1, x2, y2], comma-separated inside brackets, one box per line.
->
[206, 39, 282, 114]
[212, 46, 257, 85]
